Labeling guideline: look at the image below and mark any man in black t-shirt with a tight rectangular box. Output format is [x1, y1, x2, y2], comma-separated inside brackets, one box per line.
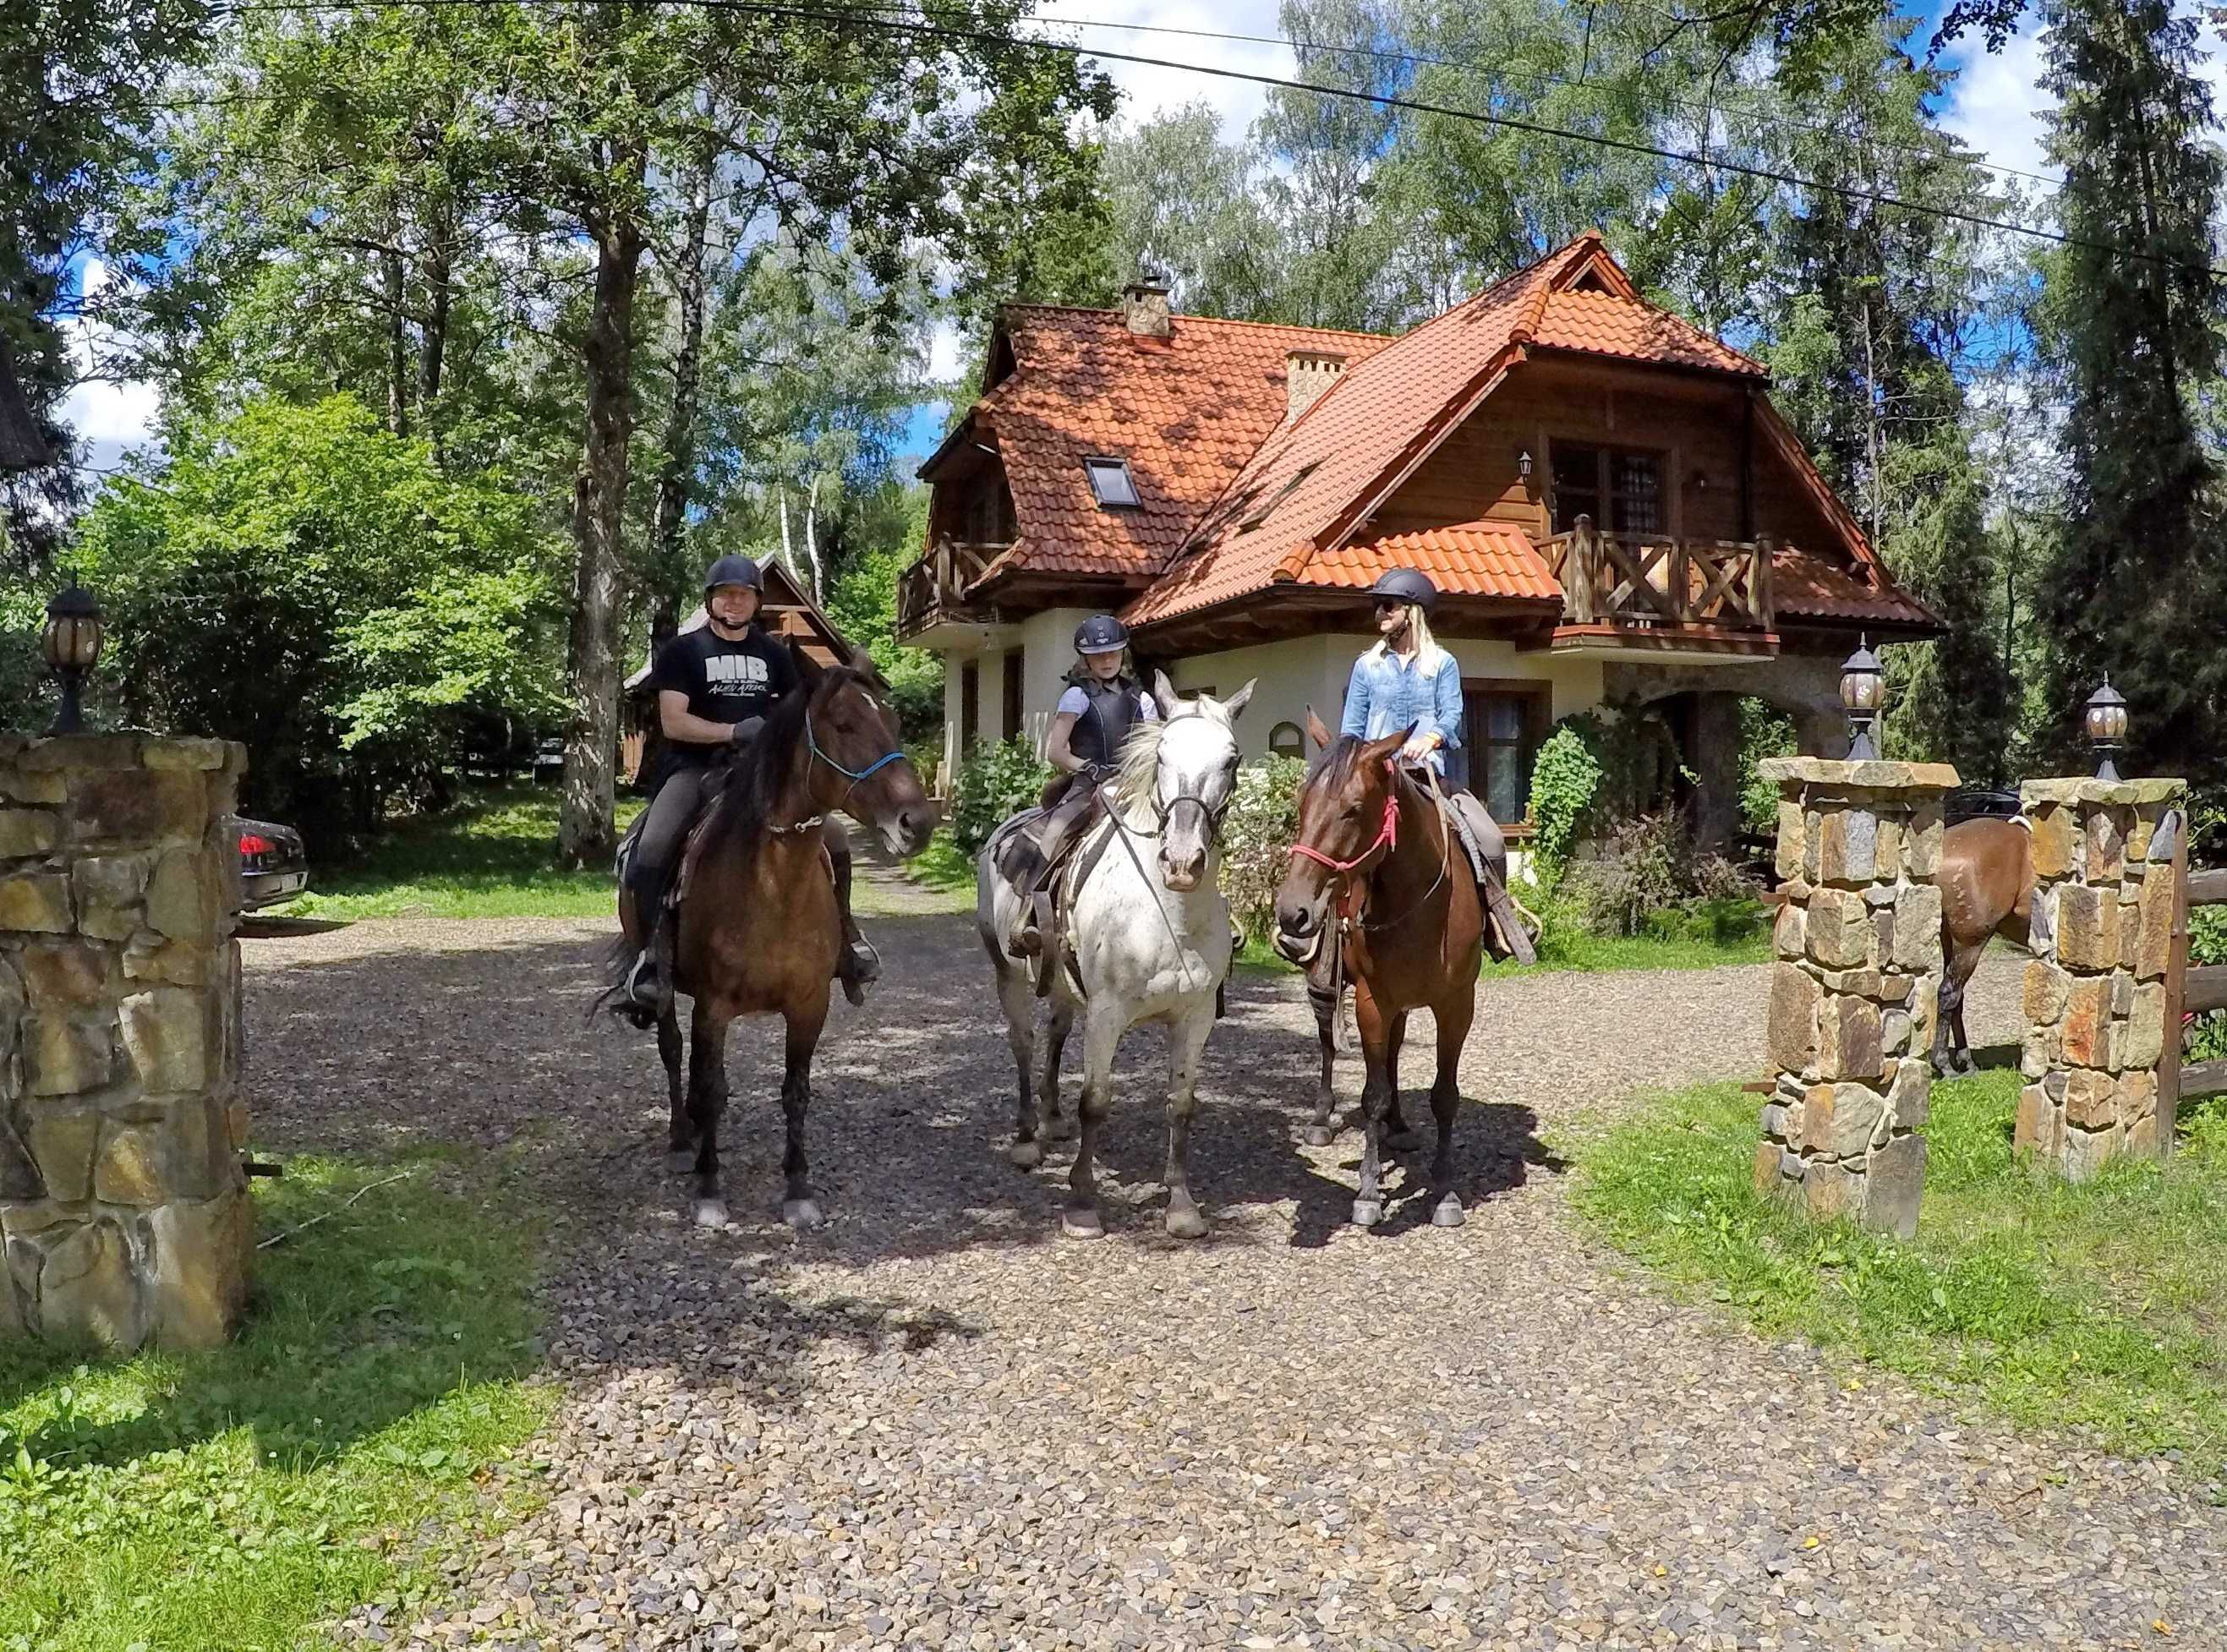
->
[621, 554, 874, 1015]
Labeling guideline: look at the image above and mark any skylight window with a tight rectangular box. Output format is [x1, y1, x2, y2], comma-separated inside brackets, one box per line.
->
[1085, 457, 1140, 509]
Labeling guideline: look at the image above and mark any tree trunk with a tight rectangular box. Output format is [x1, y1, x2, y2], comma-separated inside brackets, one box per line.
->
[419, 215, 452, 418]
[648, 127, 715, 596]
[383, 243, 409, 439]
[556, 152, 646, 871]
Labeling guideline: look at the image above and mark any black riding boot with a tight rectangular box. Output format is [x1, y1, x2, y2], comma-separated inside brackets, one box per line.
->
[830, 849, 878, 1006]
[624, 858, 672, 1020]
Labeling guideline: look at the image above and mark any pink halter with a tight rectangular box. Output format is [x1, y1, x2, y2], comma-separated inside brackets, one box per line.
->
[1288, 765, 1400, 873]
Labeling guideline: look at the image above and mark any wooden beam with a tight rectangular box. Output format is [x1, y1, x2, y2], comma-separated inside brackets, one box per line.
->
[2159, 828, 2191, 1157]
[2182, 964, 2227, 1017]
[2186, 867, 2227, 906]
[2178, 1058, 2227, 1102]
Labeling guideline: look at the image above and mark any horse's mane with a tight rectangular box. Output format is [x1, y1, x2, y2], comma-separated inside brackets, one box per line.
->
[1305, 732, 1361, 786]
[706, 666, 869, 855]
[1111, 714, 1169, 828]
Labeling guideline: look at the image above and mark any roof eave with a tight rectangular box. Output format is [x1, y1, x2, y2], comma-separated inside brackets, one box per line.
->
[1524, 342, 1770, 386]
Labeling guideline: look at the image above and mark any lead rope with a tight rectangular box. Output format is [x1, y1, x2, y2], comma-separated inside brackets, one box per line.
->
[1102, 806, 1202, 994]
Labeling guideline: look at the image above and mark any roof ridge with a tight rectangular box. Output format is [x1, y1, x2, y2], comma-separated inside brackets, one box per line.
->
[999, 302, 1390, 343]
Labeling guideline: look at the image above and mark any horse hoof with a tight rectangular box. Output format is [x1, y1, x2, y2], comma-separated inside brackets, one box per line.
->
[1382, 1127, 1425, 1152]
[1351, 1199, 1382, 1228]
[1164, 1205, 1208, 1239]
[692, 1199, 730, 1229]
[782, 1199, 824, 1231]
[1301, 1124, 1338, 1148]
[1008, 1140, 1044, 1169]
[1061, 1208, 1105, 1239]
[1431, 1195, 1466, 1228]
[1044, 1113, 1078, 1142]
[666, 1148, 696, 1175]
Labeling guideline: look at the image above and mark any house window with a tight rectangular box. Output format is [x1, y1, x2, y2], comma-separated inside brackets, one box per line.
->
[1461, 680, 1551, 828]
[1084, 457, 1140, 509]
[1000, 646, 1024, 741]
[1550, 443, 1663, 535]
[966, 475, 1015, 546]
[960, 659, 980, 753]
[1268, 721, 1305, 760]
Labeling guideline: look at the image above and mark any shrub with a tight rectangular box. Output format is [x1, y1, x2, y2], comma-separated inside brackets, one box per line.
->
[950, 736, 1051, 854]
[1526, 725, 1601, 882]
[1219, 755, 1306, 943]
[1566, 812, 1759, 938]
[1737, 698, 1798, 834]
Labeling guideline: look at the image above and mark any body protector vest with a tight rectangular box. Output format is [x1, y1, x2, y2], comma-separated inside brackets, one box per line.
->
[1070, 678, 1144, 768]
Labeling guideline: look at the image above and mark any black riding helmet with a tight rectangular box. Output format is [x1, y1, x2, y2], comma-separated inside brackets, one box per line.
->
[703, 553, 763, 594]
[1368, 567, 1438, 612]
[1074, 614, 1130, 655]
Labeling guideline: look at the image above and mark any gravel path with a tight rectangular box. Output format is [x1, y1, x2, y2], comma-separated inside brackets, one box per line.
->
[240, 891, 2227, 1652]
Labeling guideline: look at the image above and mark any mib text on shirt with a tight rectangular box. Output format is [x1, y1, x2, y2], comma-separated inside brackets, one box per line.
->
[704, 654, 769, 692]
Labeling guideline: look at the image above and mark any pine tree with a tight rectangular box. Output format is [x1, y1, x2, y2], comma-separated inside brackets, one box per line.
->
[2034, 0, 2227, 782]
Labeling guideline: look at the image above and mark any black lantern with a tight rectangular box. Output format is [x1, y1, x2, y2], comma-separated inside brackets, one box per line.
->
[2084, 677, 2128, 782]
[1517, 449, 1533, 479]
[1840, 635, 1885, 762]
[41, 583, 102, 736]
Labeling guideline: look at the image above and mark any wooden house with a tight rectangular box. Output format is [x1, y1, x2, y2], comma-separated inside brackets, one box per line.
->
[899, 233, 1939, 848]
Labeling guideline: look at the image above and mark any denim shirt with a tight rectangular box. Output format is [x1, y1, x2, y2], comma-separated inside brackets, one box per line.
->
[1339, 642, 1464, 773]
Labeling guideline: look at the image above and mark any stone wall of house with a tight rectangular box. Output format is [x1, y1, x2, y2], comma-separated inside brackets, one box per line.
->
[1758, 758, 1958, 1239]
[2015, 777, 2186, 1178]
[0, 734, 250, 1348]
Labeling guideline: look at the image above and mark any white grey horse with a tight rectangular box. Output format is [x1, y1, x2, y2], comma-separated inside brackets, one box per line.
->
[976, 675, 1254, 1239]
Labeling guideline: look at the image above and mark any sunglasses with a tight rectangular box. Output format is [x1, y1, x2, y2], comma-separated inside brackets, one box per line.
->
[1373, 599, 1404, 614]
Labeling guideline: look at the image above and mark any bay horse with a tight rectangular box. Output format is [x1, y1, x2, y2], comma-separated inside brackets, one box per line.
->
[1272, 715, 1485, 1229]
[615, 644, 934, 1229]
[1934, 815, 2033, 1075]
[977, 675, 1253, 1239]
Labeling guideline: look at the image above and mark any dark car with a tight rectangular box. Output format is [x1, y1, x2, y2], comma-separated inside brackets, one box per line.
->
[1945, 785, 2022, 826]
[232, 816, 309, 911]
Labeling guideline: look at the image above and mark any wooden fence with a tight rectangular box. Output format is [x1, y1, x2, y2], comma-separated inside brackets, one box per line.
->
[2163, 846, 2227, 1141]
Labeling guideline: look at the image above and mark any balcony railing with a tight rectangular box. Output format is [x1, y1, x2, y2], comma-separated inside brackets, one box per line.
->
[896, 538, 1003, 637]
[1540, 515, 1775, 632]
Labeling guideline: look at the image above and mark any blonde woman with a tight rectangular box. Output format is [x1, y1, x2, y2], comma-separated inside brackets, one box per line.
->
[1340, 568, 1461, 769]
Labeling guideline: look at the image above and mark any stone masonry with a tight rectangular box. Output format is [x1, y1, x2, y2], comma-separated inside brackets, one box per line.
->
[2015, 776, 2186, 1179]
[0, 734, 250, 1348]
[1757, 758, 1959, 1240]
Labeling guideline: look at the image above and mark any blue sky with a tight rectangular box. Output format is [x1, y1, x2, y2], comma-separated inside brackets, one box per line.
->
[62, 2, 2114, 476]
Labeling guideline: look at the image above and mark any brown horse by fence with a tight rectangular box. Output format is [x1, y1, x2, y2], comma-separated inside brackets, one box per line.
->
[1934, 815, 2033, 1075]
[1272, 713, 1486, 1229]
[613, 646, 933, 1229]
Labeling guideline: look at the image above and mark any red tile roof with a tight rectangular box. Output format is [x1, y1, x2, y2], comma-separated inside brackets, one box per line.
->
[958, 306, 1387, 584]
[1304, 522, 1562, 604]
[1529, 288, 1766, 378]
[1771, 549, 1938, 629]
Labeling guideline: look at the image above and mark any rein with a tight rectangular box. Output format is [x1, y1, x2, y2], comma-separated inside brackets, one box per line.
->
[1287, 759, 1454, 945]
[1288, 765, 1401, 873]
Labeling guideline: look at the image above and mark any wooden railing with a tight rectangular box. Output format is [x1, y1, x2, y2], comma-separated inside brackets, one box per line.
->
[2164, 862, 2227, 1116]
[1539, 515, 1775, 632]
[896, 538, 1002, 636]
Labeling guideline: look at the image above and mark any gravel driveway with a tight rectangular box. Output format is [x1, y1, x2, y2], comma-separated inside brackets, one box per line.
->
[241, 883, 2227, 1652]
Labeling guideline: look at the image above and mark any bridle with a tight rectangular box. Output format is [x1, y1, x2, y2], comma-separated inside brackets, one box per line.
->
[1135, 714, 1238, 843]
[1288, 761, 1401, 874]
[768, 683, 906, 833]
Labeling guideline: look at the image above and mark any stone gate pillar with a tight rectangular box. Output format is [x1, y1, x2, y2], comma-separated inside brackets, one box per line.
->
[1758, 758, 1959, 1239]
[2015, 776, 2186, 1177]
[0, 735, 251, 1348]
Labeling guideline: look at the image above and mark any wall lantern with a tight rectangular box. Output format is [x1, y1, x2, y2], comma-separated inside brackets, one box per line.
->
[1517, 449, 1534, 479]
[1840, 634, 1885, 762]
[2084, 677, 2129, 782]
[41, 583, 102, 736]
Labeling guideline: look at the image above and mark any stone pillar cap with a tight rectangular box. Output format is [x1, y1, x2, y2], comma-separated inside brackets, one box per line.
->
[1759, 757, 1961, 791]
[2019, 776, 2186, 807]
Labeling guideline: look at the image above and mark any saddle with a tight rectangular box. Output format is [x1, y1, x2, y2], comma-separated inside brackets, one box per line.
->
[996, 787, 1115, 999]
[1433, 786, 1537, 966]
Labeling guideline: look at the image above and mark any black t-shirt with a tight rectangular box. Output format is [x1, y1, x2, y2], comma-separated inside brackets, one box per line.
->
[648, 624, 800, 758]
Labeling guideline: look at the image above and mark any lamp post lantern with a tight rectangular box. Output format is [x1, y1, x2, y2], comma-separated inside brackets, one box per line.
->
[2084, 677, 2129, 782]
[1840, 636, 1885, 762]
[41, 583, 102, 736]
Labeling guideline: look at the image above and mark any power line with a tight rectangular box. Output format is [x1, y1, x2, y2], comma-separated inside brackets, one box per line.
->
[205, 0, 2206, 277]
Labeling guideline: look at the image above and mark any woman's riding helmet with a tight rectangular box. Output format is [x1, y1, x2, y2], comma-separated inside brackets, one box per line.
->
[1074, 615, 1130, 655]
[1367, 567, 1438, 612]
[703, 554, 764, 593]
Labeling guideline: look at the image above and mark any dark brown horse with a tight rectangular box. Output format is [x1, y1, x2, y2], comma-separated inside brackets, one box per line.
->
[616, 646, 933, 1229]
[1934, 815, 2032, 1075]
[1272, 716, 1486, 1229]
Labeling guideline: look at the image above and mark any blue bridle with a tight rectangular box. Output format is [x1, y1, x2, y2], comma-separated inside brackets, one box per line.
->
[805, 706, 906, 785]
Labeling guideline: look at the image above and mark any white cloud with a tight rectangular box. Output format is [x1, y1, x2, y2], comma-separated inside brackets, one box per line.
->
[1939, 20, 2055, 193]
[927, 318, 968, 384]
[1037, 0, 1293, 139]
[57, 258, 161, 476]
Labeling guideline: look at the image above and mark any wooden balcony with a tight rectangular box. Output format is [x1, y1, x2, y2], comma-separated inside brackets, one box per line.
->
[1537, 515, 1776, 656]
[897, 539, 1003, 638]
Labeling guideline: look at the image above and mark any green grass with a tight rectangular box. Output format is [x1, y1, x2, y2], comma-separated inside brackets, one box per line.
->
[907, 829, 977, 894]
[272, 785, 642, 920]
[1572, 1071, 2227, 1491]
[1230, 895, 1772, 977]
[0, 1153, 555, 1649]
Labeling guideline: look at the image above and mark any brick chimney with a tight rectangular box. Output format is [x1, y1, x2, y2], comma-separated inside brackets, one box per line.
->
[1121, 269, 1172, 338]
[1285, 350, 1347, 423]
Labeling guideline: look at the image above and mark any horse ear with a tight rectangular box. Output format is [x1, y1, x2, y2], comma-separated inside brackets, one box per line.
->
[1305, 707, 1333, 750]
[846, 643, 888, 690]
[1152, 670, 1182, 720]
[790, 638, 824, 689]
[1361, 725, 1411, 767]
[1221, 678, 1256, 720]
